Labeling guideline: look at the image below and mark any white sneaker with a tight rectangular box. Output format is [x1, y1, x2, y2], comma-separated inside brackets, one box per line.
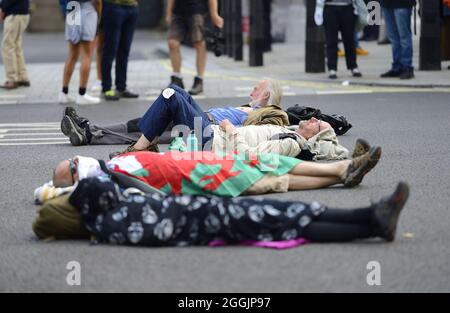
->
[76, 93, 101, 105]
[58, 92, 75, 104]
[328, 70, 337, 79]
[90, 81, 102, 94]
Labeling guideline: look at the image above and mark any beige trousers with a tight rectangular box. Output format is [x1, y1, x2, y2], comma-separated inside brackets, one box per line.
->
[1, 14, 30, 82]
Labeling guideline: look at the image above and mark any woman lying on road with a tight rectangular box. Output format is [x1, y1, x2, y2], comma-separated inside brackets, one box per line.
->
[33, 177, 409, 246]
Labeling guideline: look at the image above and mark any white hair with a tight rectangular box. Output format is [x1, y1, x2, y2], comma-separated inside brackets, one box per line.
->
[264, 78, 283, 107]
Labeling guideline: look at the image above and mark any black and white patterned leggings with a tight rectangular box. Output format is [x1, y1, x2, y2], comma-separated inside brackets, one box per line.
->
[69, 177, 376, 246]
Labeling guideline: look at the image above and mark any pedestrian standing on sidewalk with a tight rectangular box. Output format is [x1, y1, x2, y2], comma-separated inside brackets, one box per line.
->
[59, 0, 101, 105]
[166, 0, 224, 95]
[0, 0, 30, 90]
[101, 0, 139, 101]
[315, 0, 363, 80]
[380, 0, 416, 80]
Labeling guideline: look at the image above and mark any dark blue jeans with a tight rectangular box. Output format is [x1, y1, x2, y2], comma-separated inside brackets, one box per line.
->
[138, 85, 213, 148]
[383, 7, 413, 71]
[101, 2, 139, 92]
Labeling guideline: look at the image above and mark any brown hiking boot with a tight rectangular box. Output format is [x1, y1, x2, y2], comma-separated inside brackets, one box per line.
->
[109, 143, 160, 159]
[344, 146, 382, 188]
[372, 182, 410, 242]
[352, 138, 371, 158]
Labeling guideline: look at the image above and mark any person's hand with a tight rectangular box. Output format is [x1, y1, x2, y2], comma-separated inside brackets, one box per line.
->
[220, 119, 236, 133]
[314, 9, 323, 26]
[0, 10, 5, 21]
[211, 14, 224, 28]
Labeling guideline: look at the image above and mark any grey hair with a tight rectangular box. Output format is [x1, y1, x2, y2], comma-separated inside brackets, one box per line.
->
[264, 78, 283, 107]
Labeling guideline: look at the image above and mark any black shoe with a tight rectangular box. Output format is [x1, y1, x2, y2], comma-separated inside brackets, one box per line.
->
[103, 90, 120, 101]
[399, 68, 414, 80]
[351, 68, 363, 77]
[62, 107, 90, 130]
[61, 115, 88, 146]
[380, 69, 402, 78]
[118, 89, 139, 98]
[63, 106, 77, 120]
[328, 70, 337, 79]
[170, 76, 185, 89]
[17, 81, 31, 87]
[188, 77, 204, 95]
[372, 182, 410, 242]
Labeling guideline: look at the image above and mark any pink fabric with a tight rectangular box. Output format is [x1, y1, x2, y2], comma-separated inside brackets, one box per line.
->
[208, 238, 309, 249]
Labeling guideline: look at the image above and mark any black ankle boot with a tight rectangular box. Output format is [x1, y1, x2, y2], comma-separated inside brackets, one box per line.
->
[170, 76, 184, 89]
[189, 77, 204, 95]
[371, 182, 410, 242]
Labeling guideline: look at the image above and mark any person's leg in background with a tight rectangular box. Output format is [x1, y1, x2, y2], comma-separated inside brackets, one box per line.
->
[14, 15, 31, 87]
[101, 1, 122, 100]
[77, 41, 100, 105]
[323, 5, 340, 79]
[91, 30, 104, 93]
[167, 16, 186, 89]
[340, 5, 361, 76]
[395, 7, 414, 79]
[381, 7, 403, 77]
[189, 14, 207, 95]
[1, 15, 20, 89]
[59, 42, 80, 104]
[115, 4, 139, 98]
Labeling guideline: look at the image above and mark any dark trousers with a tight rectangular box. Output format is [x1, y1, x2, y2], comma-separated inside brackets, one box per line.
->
[101, 2, 139, 92]
[324, 5, 358, 71]
[138, 85, 213, 147]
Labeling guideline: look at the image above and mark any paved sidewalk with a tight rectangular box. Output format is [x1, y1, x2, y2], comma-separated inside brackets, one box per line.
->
[1, 29, 449, 105]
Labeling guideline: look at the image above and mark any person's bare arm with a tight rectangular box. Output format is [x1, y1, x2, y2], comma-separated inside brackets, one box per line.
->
[208, 0, 224, 28]
[166, 0, 175, 25]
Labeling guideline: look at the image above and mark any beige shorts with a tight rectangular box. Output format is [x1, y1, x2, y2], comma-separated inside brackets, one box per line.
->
[168, 14, 206, 43]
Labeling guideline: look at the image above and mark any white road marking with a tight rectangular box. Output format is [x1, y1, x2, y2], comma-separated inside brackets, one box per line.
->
[0, 123, 67, 146]
[316, 90, 374, 95]
[0, 137, 68, 142]
[0, 142, 69, 146]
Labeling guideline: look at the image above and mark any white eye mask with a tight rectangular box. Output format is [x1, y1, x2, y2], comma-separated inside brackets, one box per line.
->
[75, 156, 104, 180]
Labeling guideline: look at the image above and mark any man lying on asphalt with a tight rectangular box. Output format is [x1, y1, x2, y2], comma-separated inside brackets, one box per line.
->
[61, 78, 289, 148]
[47, 147, 381, 201]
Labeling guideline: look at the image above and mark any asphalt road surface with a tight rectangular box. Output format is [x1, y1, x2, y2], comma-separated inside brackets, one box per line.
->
[0, 92, 449, 292]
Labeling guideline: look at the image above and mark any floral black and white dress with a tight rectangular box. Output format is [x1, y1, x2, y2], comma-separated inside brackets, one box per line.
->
[69, 177, 327, 247]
